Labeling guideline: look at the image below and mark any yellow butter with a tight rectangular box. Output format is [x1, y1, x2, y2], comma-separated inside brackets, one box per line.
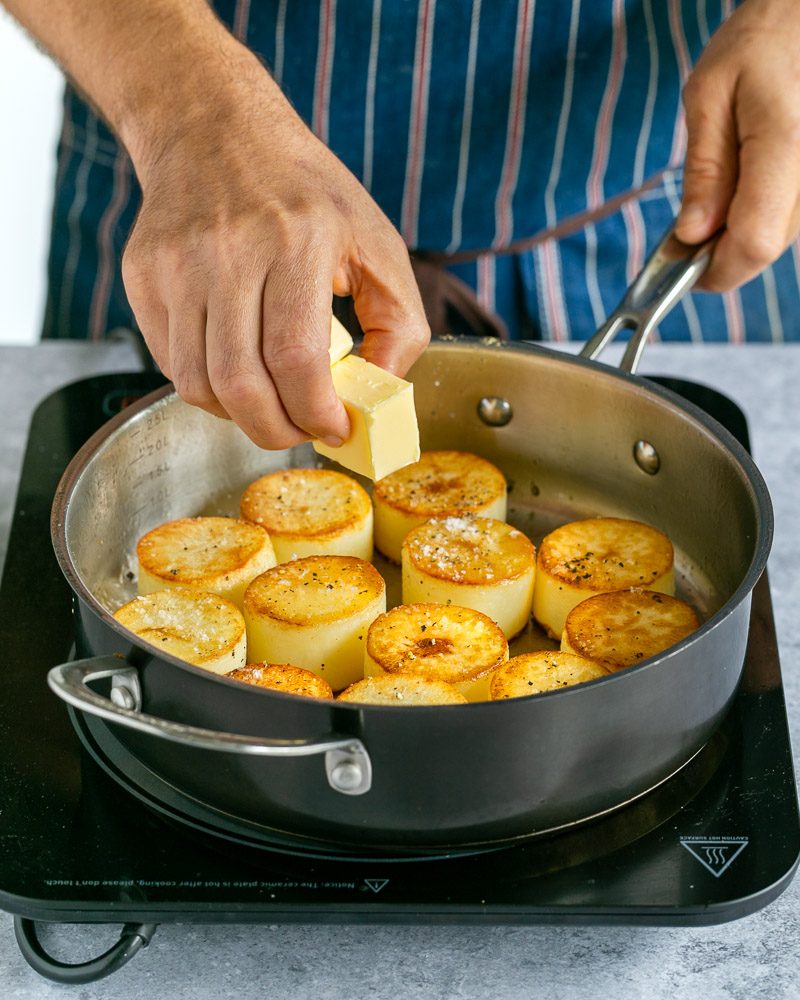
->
[328, 315, 354, 365]
[313, 354, 420, 481]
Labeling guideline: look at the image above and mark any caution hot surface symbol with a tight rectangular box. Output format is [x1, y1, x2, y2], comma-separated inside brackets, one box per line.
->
[680, 836, 749, 877]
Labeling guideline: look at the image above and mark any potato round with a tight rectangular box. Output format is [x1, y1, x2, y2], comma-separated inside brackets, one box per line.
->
[533, 517, 674, 639]
[402, 515, 535, 638]
[373, 451, 508, 562]
[240, 468, 373, 562]
[365, 602, 508, 702]
[338, 673, 468, 706]
[113, 588, 246, 674]
[243, 555, 386, 692]
[226, 662, 333, 700]
[561, 589, 700, 672]
[137, 516, 276, 608]
[490, 651, 608, 699]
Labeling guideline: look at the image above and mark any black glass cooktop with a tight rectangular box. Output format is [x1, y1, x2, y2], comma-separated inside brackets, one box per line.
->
[0, 372, 797, 931]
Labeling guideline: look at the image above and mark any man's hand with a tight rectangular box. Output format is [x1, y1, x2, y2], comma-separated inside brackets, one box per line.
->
[4, 0, 429, 449]
[675, 0, 800, 290]
[123, 46, 429, 450]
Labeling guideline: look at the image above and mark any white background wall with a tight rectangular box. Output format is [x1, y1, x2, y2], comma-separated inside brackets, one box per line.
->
[0, 12, 63, 344]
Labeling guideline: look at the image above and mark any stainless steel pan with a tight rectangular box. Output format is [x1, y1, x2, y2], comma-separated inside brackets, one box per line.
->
[47, 230, 772, 848]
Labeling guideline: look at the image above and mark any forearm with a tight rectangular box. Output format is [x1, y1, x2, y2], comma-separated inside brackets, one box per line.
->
[2, 0, 277, 179]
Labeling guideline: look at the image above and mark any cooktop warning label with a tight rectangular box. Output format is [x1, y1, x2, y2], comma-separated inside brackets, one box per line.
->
[680, 836, 749, 877]
[363, 878, 390, 894]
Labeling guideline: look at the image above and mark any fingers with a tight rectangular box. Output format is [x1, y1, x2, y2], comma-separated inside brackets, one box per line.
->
[345, 230, 430, 377]
[676, 4, 800, 291]
[205, 260, 308, 451]
[675, 75, 738, 248]
[132, 229, 427, 451]
[121, 239, 171, 375]
[262, 241, 350, 445]
[167, 299, 229, 420]
[702, 116, 800, 290]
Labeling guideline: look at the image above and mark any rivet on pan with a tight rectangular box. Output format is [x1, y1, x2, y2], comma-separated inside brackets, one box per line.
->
[110, 683, 137, 711]
[330, 760, 364, 792]
[477, 396, 513, 427]
[633, 440, 661, 475]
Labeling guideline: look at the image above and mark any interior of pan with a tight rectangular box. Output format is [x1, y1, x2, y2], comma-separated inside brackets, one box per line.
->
[57, 339, 769, 658]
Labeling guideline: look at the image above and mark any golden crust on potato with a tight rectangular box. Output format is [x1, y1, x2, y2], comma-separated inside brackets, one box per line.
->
[365, 602, 508, 701]
[561, 589, 699, 672]
[533, 516, 675, 639]
[136, 516, 276, 606]
[114, 588, 246, 673]
[537, 517, 673, 592]
[490, 651, 608, 699]
[337, 673, 468, 706]
[244, 555, 385, 627]
[243, 555, 386, 692]
[373, 450, 507, 518]
[240, 468, 372, 542]
[227, 662, 333, 699]
[374, 450, 508, 563]
[401, 515, 536, 639]
[403, 514, 534, 585]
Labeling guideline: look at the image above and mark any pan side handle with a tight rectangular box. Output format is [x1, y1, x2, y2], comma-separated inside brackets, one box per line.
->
[580, 224, 721, 374]
[48, 657, 372, 796]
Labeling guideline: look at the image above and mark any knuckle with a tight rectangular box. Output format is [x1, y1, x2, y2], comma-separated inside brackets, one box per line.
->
[296, 212, 332, 254]
[121, 243, 148, 292]
[406, 316, 432, 350]
[370, 226, 409, 264]
[159, 239, 201, 280]
[207, 225, 250, 269]
[683, 154, 727, 185]
[209, 366, 261, 409]
[682, 72, 710, 109]
[171, 367, 215, 409]
[262, 212, 295, 256]
[746, 238, 782, 269]
[176, 387, 218, 413]
[386, 227, 410, 257]
[268, 337, 323, 375]
[264, 203, 325, 255]
[729, 226, 783, 268]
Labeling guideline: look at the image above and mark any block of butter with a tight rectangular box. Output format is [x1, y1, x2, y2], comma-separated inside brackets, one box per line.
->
[328, 315, 354, 365]
[314, 353, 420, 481]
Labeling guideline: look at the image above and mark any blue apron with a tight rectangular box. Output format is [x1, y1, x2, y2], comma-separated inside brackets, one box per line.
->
[43, 0, 800, 343]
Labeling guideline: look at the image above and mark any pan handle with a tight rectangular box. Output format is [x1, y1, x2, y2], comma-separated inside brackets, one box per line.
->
[579, 224, 721, 374]
[48, 657, 372, 796]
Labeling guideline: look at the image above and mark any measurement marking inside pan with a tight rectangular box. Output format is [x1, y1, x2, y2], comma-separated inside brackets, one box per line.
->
[130, 490, 169, 523]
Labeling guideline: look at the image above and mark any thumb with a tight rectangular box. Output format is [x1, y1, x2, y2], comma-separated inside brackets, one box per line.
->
[675, 77, 738, 245]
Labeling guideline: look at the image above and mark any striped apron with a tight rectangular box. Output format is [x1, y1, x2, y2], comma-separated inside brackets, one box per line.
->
[43, 0, 800, 344]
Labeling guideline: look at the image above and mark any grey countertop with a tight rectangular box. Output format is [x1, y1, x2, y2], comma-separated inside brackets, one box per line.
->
[0, 341, 798, 999]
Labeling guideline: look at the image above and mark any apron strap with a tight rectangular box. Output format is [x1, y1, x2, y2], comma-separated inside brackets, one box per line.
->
[416, 169, 668, 266]
[334, 168, 669, 344]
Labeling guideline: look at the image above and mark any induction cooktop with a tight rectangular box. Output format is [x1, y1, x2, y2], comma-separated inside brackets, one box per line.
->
[0, 371, 797, 984]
